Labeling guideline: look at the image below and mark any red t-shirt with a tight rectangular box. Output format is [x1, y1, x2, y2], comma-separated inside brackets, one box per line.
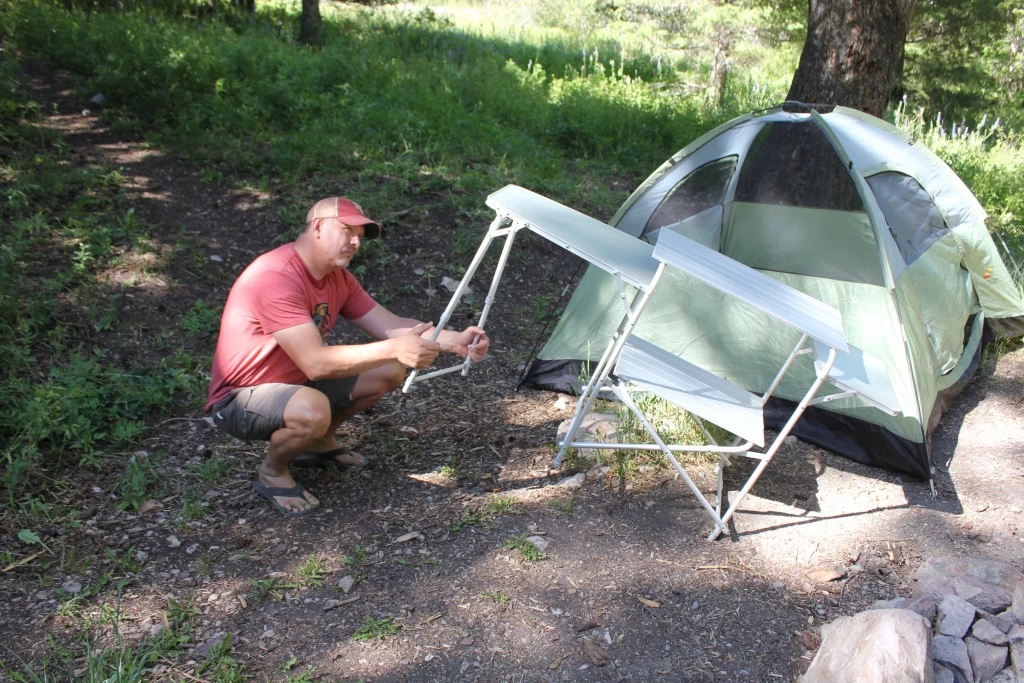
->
[205, 244, 377, 411]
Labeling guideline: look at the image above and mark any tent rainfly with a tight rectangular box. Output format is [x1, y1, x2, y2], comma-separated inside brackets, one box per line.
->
[523, 104, 1024, 479]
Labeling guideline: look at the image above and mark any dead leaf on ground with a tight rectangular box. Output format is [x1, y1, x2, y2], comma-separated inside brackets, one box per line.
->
[637, 597, 661, 608]
[393, 531, 424, 544]
[796, 629, 820, 650]
[802, 564, 847, 583]
[582, 638, 611, 666]
[885, 541, 904, 564]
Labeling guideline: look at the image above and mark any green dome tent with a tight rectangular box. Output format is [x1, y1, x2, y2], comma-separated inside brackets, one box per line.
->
[523, 105, 1024, 479]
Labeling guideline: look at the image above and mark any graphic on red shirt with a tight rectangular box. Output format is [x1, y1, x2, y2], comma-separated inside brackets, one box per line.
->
[205, 244, 376, 411]
[311, 302, 330, 336]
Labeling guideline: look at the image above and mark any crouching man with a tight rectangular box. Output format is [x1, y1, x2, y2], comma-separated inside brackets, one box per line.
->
[205, 197, 489, 516]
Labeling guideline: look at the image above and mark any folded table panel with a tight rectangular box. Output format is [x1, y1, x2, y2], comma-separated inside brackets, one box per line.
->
[486, 185, 659, 291]
[615, 336, 766, 447]
[652, 229, 848, 352]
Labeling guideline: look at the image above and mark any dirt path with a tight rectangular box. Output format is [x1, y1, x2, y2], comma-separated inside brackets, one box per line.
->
[4, 65, 1024, 682]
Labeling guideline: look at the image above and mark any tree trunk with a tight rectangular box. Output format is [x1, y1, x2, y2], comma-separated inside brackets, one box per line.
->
[234, 0, 255, 17]
[787, 0, 918, 116]
[299, 0, 322, 46]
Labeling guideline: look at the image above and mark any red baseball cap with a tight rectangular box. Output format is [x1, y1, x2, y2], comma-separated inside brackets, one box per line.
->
[306, 197, 382, 239]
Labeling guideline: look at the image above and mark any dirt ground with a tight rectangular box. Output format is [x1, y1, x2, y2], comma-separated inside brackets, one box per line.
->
[3, 67, 1024, 682]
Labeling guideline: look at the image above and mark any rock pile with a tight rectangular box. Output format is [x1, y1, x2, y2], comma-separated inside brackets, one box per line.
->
[802, 555, 1024, 682]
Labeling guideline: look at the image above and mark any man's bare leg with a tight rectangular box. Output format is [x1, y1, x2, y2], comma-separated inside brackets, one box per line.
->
[305, 363, 406, 465]
[257, 386, 333, 513]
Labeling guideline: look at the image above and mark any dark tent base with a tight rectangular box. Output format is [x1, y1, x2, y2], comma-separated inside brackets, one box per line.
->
[519, 358, 590, 396]
[761, 398, 929, 480]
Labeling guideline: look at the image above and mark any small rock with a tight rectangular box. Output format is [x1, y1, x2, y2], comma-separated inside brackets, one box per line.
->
[556, 414, 620, 460]
[134, 550, 150, 563]
[1012, 576, 1024, 623]
[932, 634, 973, 683]
[556, 473, 585, 489]
[936, 594, 976, 638]
[440, 276, 464, 293]
[209, 255, 223, 263]
[987, 669, 1017, 683]
[965, 636, 1008, 682]
[931, 663, 955, 683]
[61, 580, 82, 595]
[526, 535, 549, 551]
[904, 594, 937, 622]
[972, 619, 1009, 646]
[955, 576, 1014, 614]
[186, 544, 200, 555]
[915, 556, 1022, 613]
[982, 610, 1015, 634]
[167, 535, 181, 548]
[1009, 626, 1024, 680]
[194, 632, 231, 659]
[338, 575, 355, 594]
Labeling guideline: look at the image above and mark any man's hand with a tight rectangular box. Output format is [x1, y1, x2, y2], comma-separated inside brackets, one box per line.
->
[448, 325, 490, 363]
[393, 322, 441, 369]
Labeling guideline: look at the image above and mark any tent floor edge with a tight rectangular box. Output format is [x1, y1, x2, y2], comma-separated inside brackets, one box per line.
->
[763, 397, 930, 480]
[520, 358, 591, 395]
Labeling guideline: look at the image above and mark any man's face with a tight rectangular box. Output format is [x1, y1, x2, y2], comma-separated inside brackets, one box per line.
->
[319, 218, 365, 269]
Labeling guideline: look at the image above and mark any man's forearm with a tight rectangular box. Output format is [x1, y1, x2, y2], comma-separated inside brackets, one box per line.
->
[304, 339, 400, 380]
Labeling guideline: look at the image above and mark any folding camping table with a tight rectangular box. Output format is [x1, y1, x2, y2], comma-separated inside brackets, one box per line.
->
[405, 184, 900, 539]
[402, 184, 662, 392]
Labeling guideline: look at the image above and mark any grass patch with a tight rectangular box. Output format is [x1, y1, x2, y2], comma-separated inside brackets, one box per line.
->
[503, 533, 546, 562]
[351, 615, 401, 641]
[481, 588, 511, 604]
[298, 554, 329, 588]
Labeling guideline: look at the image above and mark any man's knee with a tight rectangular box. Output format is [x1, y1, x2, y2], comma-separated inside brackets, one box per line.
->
[354, 362, 406, 400]
[284, 389, 332, 436]
[382, 361, 406, 392]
